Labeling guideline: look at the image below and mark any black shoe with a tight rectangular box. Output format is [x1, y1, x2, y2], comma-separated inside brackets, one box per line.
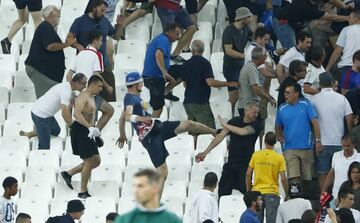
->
[170, 54, 187, 65]
[164, 93, 179, 102]
[78, 191, 91, 199]
[1, 38, 11, 54]
[60, 171, 73, 190]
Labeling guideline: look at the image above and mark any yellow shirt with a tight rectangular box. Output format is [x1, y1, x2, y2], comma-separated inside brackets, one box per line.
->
[249, 148, 286, 195]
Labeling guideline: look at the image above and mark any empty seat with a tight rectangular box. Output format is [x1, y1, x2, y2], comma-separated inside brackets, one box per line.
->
[61, 150, 82, 168]
[198, 4, 216, 25]
[14, 70, 33, 87]
[125, 22, 150, 43]
[17, 54, 27, 71]
[50, 198, 77, 216]
[0, 166, 23, 186]
[32, 136, 64, 158]
[190, 163, 222, 182]
[17, 198, 49, 222]
[102, 134, 130, 157]
[169, 101, 187, 121]
[193, 22, 213, 42]
[28, 150, 59, 169]
[98, 149, 126, 171]
[162, 181, 187, 203]
[24, 166, 56, 188]
[91, 165, 123, 185]
[162, 196, 184, 218]
[7, 102, 32, 121]
[117, 40, 147, 57]
[219, 195, 246, 219]
[88, 181, 120, 203]
[20, 181, 53, 202]
[54, 181, 79, 199]
[10, 86, 36, 103]
[85, 196, 116, 214]
[0, 150, 26, 172]
[0, 87, 9, 108]
[0, 54, 16, 73]
[81, 212, 107, 223]
[123, 165, 153, 184]
[0, 70, 13, 89]
[114, 53, 144, 72]
[127, 148, 153, 167]
[0, 136, 30, 156]
[167, 165, 190, 186]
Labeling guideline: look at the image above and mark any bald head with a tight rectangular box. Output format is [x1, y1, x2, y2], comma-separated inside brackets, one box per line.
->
[191, 40, 205, 55]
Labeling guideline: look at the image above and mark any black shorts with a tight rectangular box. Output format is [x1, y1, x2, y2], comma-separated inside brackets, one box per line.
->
[70, 122, 99, 159]
[185, 0, 198, 14]
[168, 64, 182, 80]
[13, 0, 42, 12]
[144, 77, 165, 110]
[141, 121, 180, 168]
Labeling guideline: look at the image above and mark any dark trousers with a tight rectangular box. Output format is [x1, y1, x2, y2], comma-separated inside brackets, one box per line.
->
[218, 162, 248, 197]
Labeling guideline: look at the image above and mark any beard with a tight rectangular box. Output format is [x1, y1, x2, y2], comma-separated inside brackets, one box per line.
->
[255, 203, 262, 212]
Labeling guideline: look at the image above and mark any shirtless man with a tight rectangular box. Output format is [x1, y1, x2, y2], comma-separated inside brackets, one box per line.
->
[117, 72, 217, 197]
[60, 75, 105, 199]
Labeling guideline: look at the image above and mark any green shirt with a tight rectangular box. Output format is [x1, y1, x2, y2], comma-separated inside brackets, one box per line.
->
[115, 205, 181, 223]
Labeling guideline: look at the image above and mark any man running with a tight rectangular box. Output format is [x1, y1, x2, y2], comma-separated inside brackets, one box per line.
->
[60, 75, 107, 199]
[117, 72, 217, 196]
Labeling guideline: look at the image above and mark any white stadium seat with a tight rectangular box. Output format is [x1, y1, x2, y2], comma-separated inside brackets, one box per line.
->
[28, 150, 59, 169]
[10, 86, 36, 103]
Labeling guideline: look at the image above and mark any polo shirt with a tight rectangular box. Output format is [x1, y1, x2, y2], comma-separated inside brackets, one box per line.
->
[279, 46, 305, 70]
[31, 82, 73, 118]
[69, 14, 116, 67]
[181, 55, 214, 104]
[70, 46, 104, 80]
[331, 150, 360, 199]
[143, 33, 171, 78]
[239, 209, 260, 223]
[222, 24, 252, 69]
[336, 24, 360, 68]
[304, 62, 325, 99]
[275, 98, 318, 150]
[341, 69, 360, 90]
[310, 88, 353, 146]
[25, 21, 65, 83]
[238, 62, 261, 109]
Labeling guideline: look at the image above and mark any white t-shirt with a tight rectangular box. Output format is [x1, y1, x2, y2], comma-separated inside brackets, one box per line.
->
[276, 198, 312, 223]
[189, 189, 219, 223]
[310, 88, 353, 145]
[279, 47, 305, 69]
[336, 24, 360, 68]
[32, 82, 73, 118]
[0, 196, 15, 223]
[70, 46, 104, 80]
[331, 150, 360, 198]
[324, 208, 360, 223]
[304, 63, 325, 98]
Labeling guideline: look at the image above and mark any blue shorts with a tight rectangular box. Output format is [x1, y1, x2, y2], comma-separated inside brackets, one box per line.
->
[141, 121, 180, 168]
[156, 6, 194, 30]
[315, 145, 342, 174]
[223, 67, 241, 91]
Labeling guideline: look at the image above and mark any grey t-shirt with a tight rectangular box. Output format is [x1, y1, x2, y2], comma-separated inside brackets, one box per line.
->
[238, 62, 260, 109]
[222, 24, 252, 69]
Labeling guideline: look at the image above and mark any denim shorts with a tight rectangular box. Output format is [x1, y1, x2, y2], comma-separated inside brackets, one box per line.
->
[156, 6, 194, 29]
[141, 121, 180, 168]
[315, 145, 342, 174]
[223, 67, 240, 91]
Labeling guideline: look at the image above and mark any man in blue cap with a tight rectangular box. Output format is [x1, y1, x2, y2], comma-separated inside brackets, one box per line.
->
[117, 72, 217, 196]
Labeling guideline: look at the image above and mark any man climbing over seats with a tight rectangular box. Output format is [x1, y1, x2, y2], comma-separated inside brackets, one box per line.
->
[116, 72, 217, 197]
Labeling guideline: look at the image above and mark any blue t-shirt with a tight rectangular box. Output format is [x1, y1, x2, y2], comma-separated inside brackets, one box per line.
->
[239, 209, 260, 223]
[143, 33, 171, 78]
[123, 93, 150, 131]
[341, 69, 360, 90]
[70, 14, 116, 67]
[181, 55, 214, 104]
[275, 98, 318, 150]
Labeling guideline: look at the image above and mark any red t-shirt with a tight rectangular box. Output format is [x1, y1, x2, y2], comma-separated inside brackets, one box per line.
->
[155, 0, 181, 10]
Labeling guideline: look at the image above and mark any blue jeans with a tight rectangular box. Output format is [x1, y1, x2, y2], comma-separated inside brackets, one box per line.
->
[315, 145, 342, 174]
[257, 194, 280, 223]
[31, 112, 61, 149]
[272, 18, 295, 49]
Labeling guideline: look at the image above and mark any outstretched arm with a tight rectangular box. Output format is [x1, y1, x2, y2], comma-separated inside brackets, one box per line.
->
[195, 128, 229, 162]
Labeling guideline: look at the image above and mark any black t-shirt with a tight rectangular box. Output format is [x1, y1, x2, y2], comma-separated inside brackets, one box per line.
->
[181, 55, 214, 104]
[25, 21, 65, 83]
[277, 76, 297, 108]
[227, 117, 262, 164]
[276, 0, 325, 23]
[222, 24, 252, 69]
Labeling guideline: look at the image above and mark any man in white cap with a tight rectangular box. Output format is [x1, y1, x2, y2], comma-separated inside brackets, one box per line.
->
[222, 7, 253, 115]
[117, 72, 217, 197]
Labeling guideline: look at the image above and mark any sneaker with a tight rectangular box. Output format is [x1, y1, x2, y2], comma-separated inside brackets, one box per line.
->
[164, 92, 179, 102]
[170, 54, 187, 65]
[78, 191, 91, 199]
[1, 38, 11, 54]
[59, 171, 73, 190]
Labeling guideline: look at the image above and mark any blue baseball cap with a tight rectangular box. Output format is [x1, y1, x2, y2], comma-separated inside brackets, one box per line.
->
[125, 72, 143, 86]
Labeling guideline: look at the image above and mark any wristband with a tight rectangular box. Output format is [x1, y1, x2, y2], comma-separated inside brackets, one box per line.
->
[130, 115, 138, 123]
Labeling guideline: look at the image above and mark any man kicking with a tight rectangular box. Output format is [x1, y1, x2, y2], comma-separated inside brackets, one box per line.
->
[117, 72, 217, 196]
[60, 75, 107, 199]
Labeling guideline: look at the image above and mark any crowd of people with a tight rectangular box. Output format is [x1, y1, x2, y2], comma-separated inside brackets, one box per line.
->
[1, 0, 360, 222]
